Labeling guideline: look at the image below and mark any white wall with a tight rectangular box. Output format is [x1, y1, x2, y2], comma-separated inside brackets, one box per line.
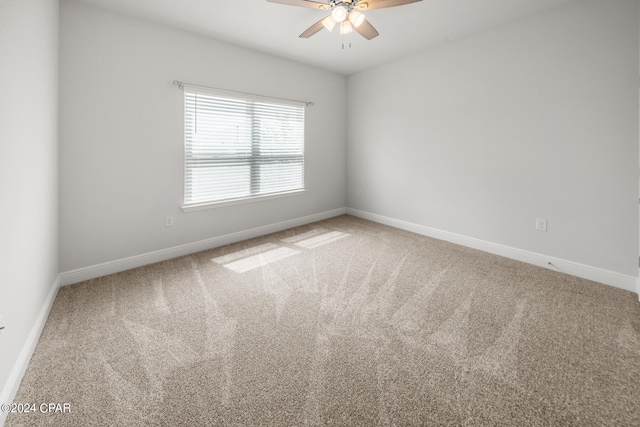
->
[0, 0, 59, 410]
[59, 0, 347, 273]
[348, 0, 639, 277]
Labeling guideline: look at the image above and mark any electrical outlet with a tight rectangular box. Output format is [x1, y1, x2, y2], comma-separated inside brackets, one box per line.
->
[165, 216, 174, 227]
[535, 218, 547, 232]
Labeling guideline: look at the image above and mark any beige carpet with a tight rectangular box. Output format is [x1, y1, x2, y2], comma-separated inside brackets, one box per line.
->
[6, 215, 640, 426]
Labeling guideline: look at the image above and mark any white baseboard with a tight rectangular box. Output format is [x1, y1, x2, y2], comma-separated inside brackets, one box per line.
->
[0, 275, 60, 427]
[347, 208, 638, 294]
[60, 208, 347, 286]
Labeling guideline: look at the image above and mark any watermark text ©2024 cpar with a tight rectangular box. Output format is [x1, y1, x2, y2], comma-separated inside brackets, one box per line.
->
[1, 402, 71, 414]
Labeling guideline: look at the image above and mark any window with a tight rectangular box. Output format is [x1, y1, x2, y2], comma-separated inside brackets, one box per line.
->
[182, 85, 305, 209]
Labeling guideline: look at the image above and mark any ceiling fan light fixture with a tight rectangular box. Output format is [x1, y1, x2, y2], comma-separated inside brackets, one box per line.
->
[332, 5, 348, 22]
[339, 20, 353, 35]
[322, 15, 336, 31]
[348, 10, 365, 27]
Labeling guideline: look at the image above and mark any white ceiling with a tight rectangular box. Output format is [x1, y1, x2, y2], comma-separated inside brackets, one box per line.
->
[74, 0, 580, 75]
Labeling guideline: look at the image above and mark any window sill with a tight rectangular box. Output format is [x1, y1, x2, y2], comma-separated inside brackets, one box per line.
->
[182, 189, 307, 213]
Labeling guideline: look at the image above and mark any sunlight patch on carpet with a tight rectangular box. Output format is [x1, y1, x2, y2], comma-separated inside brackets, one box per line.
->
[221, 247, 301, 273]
[281, 228, 328, 244]
[294, 231, 350, 249]
[211, 242, 280, 264]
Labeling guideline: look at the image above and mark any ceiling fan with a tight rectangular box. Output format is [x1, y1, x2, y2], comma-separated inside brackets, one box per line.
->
[267, 0, 422, 40]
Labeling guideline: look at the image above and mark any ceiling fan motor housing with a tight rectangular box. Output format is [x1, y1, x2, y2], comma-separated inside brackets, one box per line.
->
[330, 0, 356, 12]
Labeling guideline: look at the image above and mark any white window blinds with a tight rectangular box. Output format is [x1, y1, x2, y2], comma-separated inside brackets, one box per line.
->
[183, 85, 305, 207]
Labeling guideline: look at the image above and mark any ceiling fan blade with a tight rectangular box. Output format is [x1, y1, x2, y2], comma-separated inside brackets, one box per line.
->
[267, 0, 330, 10]
[354, 18, 379, 40]
[355, 0, 422, 10]
[299, 17, 327, 38]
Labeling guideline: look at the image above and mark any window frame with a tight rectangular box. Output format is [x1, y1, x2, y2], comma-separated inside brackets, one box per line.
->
[180, 84, 307, 212]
